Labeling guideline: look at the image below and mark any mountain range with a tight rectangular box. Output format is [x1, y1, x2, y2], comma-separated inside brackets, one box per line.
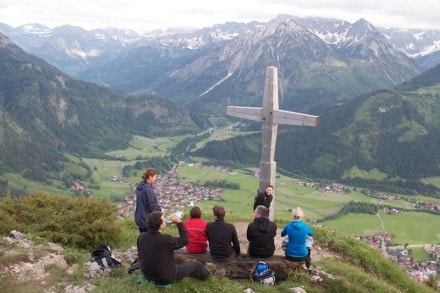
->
[1, 16, 439, 116]
[1, 15, 440, 196]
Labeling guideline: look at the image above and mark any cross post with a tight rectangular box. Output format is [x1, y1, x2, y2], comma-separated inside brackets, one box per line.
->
[226, 66, 319, 220]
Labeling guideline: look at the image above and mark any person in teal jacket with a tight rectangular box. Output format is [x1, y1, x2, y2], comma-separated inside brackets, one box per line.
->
[281, 207, 314, 269]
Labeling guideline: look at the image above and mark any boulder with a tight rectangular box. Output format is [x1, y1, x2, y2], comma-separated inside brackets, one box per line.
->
[174, 251, 305, 281]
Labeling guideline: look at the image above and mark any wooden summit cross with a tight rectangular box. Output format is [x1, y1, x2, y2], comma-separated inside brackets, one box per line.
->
[226, 66, 319, 220]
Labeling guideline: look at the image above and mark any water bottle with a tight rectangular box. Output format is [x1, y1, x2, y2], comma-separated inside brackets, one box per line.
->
[165, 211, 183, 223]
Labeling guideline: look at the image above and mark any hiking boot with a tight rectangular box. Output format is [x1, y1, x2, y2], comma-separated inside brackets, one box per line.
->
[205, 262, 216, 274]
[127, 259, 140, 274]
[214, 269, 226, 280]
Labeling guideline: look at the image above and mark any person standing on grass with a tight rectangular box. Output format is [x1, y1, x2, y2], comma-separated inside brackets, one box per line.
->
[183, 206, 208, 254]
[253, 185, 274, 211]
[134, 168, 163, 233]
[281, 207, 314, 270]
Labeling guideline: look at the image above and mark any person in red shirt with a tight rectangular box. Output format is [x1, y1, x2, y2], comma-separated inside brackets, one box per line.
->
[183, 206, 208, 254]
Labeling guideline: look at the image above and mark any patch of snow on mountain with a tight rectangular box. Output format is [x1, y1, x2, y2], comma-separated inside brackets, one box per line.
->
[66, 48, 102, 58]
[313, 31, 346, 44]
[94, 33, 106, 41]
[405, 43, 415, 50]
[21, 25, 52, 36]
[414, 32, 426, 41]
[415, 40, 440, 57]
[199, 71, 234, 97]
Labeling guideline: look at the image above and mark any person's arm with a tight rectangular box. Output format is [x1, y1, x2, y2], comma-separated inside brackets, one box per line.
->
[266, 195, 273, 206]
[146, 188, 162, 212]
[231, 226, 241, 256]
[169, 214, 188, 249]
[270, 222, 277, 237]
[202, 221, 208, 242]
[254, 192, 265, 207]
[281, 226, 287, 237]
[246, 224, 251, 241]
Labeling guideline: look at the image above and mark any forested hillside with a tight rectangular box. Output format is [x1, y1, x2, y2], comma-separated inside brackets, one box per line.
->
[0, 33, 197, 189]
[192, 64, 440, 197]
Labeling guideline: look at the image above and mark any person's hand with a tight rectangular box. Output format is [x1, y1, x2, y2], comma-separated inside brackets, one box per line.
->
[170, 213, 181, 224]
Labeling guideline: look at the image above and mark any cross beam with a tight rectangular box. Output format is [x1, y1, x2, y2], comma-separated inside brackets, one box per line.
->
[226, 66, 319, 220]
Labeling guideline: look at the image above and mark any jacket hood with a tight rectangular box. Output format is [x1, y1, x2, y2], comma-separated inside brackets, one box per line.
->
[254, 218, 272, 233]
[136, 180, 148, 191]
[288, 220, 303, 230]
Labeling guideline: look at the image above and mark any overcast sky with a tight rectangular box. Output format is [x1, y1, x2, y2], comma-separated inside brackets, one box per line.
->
[1, 0, 439, 33]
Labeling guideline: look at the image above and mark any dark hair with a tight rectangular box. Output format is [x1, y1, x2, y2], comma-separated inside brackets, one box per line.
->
[254, 205, 269, 218]
[142, 168, 157, 180]
[190, 206, 202, 218]
[212, 205, 225, 220]
[147, 211, 163, 231]
[266, 185, 274, 189]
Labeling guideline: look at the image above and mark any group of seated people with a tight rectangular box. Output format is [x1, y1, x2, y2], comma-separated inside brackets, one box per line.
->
[184, 204, 313, 263]
[136, 201, 314, 285]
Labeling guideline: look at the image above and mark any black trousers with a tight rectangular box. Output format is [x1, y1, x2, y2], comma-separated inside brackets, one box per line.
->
[286, 253, 311, 269]
[175, 261, 209, 282]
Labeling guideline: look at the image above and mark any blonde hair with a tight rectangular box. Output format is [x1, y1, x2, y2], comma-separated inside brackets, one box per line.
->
[292, 207, 304, 219]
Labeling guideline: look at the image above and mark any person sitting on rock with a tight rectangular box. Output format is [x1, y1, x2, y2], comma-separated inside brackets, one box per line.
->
[137, 211, 212, 285]
[246, 205, 277, 258]
[206, 205, 241, 261]
[183, 206, 208, 254]
[281, 207, 314, 270]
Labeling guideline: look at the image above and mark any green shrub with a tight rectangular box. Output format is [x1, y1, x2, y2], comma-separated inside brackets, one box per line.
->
[0, 197, 16, 233]
[0, 193, 121, 248]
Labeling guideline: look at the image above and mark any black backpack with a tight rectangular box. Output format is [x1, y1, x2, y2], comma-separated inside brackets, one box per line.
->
[91, 245, 121, 269]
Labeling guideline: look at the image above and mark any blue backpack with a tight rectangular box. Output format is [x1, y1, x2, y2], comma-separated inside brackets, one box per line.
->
[253, 261, 275, 285]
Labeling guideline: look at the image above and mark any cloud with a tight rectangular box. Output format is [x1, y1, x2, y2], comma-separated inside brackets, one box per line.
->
[0, 0, 439, 32]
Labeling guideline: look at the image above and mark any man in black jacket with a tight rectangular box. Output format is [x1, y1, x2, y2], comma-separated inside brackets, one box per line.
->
[247, 205, 277, 258]
[253, 185, 274, 211]
[206, 205, 241, 261]
[137, 211, 210, 285]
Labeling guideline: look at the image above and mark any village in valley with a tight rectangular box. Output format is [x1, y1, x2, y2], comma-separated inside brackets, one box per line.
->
[355, 233, 440, 282]
[114, 164, 226, 218]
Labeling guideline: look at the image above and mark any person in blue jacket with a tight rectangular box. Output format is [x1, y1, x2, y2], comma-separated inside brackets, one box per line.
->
[134, 168, 163, 233]
[281, 207, 314, 269]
